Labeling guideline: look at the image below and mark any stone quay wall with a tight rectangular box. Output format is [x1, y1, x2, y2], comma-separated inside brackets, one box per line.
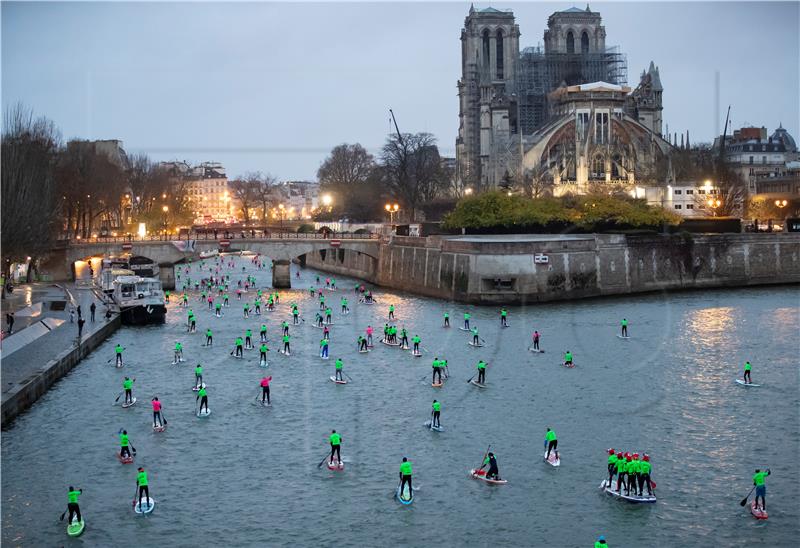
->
[304, 233, 800, 304]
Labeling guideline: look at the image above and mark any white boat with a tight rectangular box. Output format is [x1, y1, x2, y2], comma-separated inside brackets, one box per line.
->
[113, 275, 166, 325]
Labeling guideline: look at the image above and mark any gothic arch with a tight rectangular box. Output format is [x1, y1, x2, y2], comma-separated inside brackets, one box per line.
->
[496, 28, 505, 79]
[482, 29, 490, 68]
[566, 30, 575, 54]
[581, 31, 590, 53]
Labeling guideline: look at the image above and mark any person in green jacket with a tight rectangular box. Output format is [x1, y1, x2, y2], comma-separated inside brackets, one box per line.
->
[329, 430, 342, 465]
[123, 377, 135, 404]
[545, 427, 558, 460]
[119, 429, 132, 459]
[173, 341, 183, 363]
[67, 486, 83, 525]
[595, 535, 608, 547]
[388, 304, 395, 320]
[480, 452, 501, 480]
[135, 467, 149, 509]
[753, 468, 771, 510]
[614, 452, 626, 492]
[744, 361, 752, 384]
[115, 344, 124, 366]
[476, 360, 487, 384]
[234, 336, 244, 357]
[638, 454, 653, 496]
[334, 358, 344, 381]
[564, 350, 573, 367]
[606, 448, 618, 487]
[463, 312, 471, 330]
[320, 338, 329, 359]
[443, 312, 450, 328]
[194, 364, 203, 388]
[259, 343, 269, 364]
[205, 328, 213, 347]
[500, 307, 508, 327]
[412, 335, 421, 354]
[260, 324, 268, 342]
[282, 334, 291, 354]
[432, 358, 443, 385]
[471, 327, 480, 346]
[214, 302, 222, 317]
[196, 386, 209, 413]
[620, 318, 628, 337]
[431, 400, 441, 428]
[399, 457, 413, 497]
[245, 329, 253, 349]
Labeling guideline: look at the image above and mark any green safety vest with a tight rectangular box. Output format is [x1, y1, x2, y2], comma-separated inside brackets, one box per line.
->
[195, 367, 203, 375]
[68, 490, 81, 503]
[330, 433, 341, 445]
[120, 433, 129, 446]
[432, 402, 440, 412]
[116, 346, 123, 354]
[546, 430, 556, 442]
[335, 360, 343, 370]
[400, 462, 412, 476]
[477, 361, 486, 370]
[198, 388, 207, 397]
[137, 471, 148, 486]
[123, 379, 133, 390]
[753, 471, 768, 486]
[260, 345, 267, 352]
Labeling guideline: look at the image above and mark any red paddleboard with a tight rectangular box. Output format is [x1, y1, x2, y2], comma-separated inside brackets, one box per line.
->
[750, 500, 768, 520]
[470, 468, 507, 484]
[326, 460, 345, 471]
[118, 452, 134, 464]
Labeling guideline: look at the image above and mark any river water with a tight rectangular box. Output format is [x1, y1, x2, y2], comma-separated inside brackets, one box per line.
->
[2, 255, 798, 547]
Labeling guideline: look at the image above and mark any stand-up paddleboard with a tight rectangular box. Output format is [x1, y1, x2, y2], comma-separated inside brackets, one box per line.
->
[431, 382, 443, 388]
[470, 379, 487, 388]
[423, 421, 444, 432]
[530, 348, 545, 353]
[259, 360, 269, 368]
[411, 351, 422, 357]
[381, 339, 401, 347]
[118, 452, 134, 464]
[197, 408, 212, 418]
[320, 355, 330, 360]
[362, 300, 374, 305]
[470, 469, 507, 484]
[543, 450, 561, 467]
[358, 349, 369, 354]
[329, 376, 347, 384]
[561, 362, 576, 368]
[396, 482, 413, 505]
[192, 383, 207, 391]
[122, 397, 137, 408]
[750, 500, 768, 520]
[458, 327, 471, 332]
[599, 479, 656, 503]
[326, 460, 345, 471]
[617, 335, 630, 340]
[278, 350, 291, 356]
[231, 354, 244, 359]
[67, 518, 85, 537]
[153, 423, 167, 432]
[735, 379, 761, 387]
[311, 324, 325, 329]
[467, 341, 484, 347]
[133, 497, 155, 514]
[400, 345, 410, 350]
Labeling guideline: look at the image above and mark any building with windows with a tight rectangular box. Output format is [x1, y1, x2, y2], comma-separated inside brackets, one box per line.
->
[715, 126, 791, 194]
[162, 161, 231, 222]
[644, 183, 722, 218]
[455, 5, 669, 191]
[275, 181, 320, 220]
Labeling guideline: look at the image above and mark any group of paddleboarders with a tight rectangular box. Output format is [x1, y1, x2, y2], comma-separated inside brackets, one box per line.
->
[606, 449, 654, 497]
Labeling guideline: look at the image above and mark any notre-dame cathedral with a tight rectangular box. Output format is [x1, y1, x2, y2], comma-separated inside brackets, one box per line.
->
[456, 5, 673, 195]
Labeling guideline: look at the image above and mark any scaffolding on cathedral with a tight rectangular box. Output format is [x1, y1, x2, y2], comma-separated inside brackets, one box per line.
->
[517, 45, 628, 135]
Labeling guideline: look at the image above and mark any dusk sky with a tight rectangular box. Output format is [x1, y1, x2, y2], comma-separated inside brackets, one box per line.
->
[3, 1, 798, 181]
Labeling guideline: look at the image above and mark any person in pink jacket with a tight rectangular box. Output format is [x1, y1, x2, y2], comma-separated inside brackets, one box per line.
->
[260, 376, 272, 405]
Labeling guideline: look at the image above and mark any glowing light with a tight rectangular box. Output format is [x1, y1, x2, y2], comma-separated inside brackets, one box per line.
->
[321, 194, 332, 207]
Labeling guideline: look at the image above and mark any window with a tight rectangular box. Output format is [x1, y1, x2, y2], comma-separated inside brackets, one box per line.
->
[698, 189, 705, 194]
[566, 31, 575, 54]
[762, 156, 767, 164]
[674, 189, 682, 195]
[674, 205, 682, 209]
[749, 156, 754, 164]
[482, 30, 490, 68]
[686, 204, 694, 209]
[686, 189, 694, 195]
[581, 31, 589, 53]
[496, 29, 504, 79]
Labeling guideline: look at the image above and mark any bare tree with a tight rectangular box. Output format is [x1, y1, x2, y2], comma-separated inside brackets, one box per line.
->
[1, 104, 61, 288]
[381, 132, 448, 221]
[317, 143, 376, 219]
[516, 164, 553, 198]
[229, 177, 260, 223]
[247, 172, 278, 223]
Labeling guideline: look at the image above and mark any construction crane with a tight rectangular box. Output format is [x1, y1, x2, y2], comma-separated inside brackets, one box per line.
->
[389, 108, 403, 146]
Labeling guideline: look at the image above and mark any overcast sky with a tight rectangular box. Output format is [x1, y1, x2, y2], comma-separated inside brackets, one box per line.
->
[3, 1, 798, 180]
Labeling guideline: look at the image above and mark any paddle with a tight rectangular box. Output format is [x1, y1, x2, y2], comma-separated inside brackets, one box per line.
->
[317, 452, 331, 468]
[739, 485, 756, 506]
[130, 443, 137, 456]
[466, 372, 477, 383]
[429, 410, 434, 429]
[113, 391, 124, 403]
[161, 412, 168, 426]
[344, 372, 354, 383]
[479, 444, 491, 472]
[131, 483, 139, 509]
[60, 506, 68, 521]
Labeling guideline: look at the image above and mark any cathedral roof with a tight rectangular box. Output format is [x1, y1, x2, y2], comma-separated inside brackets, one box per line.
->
[478, 7, 505, 13]
[647, 61, 663, 91]
[560, 7, 586, 13]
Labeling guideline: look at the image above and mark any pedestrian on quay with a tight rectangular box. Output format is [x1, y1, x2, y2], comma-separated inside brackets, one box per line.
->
[77, 318, 85, 338]
[69, 306, 75, 323]
[5, 312, 14, 334]
[77, 305, 82, 319]
[90, 302, 96, 322]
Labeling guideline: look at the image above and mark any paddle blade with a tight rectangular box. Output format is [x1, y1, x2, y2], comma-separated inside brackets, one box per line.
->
[739, 497, 749, 506]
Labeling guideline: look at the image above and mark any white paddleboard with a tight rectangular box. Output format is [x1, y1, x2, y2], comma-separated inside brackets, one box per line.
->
[197, 408, 211, 417]
[467, 341, 484, 347]
[134, 497, 155, 514]
[735, 379, 761, 387]
[329, 376, 347, 384]
[192, 383, 207, 391]
[122, 397, 137, 408]
[423, 421, 444, 432]
[470, 380, 487, 388]
[544, 450, 561, 467]
[617, 335, 630, 340]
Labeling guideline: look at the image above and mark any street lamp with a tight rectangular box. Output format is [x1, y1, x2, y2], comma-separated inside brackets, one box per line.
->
[162, 205, 169, 239]
[775, 199, 788, 208]
[321, 194, 333, 208]
[706, 198, 721, 217]
[464, 187, 474, 196]
[385, 203, 400, 224]
[278, 203, 285, 233]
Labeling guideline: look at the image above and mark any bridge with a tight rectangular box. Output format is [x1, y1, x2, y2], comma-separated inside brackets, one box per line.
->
[59, 233, 381, 288]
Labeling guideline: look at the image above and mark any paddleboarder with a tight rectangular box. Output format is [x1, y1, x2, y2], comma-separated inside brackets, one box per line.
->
[532, 330, 540, 351]
[195, 364, 203, 388]
[366, 325, 374, 346]
[66, 486, 83, 527]
[471, 327, 480, 346]
[334, 358, 344, 381]
[119, 430, 132, 459]
[545, 427, 558, 460]
[399, 327, 409, 349]
[463, 312, 471, 330]
[260, 375, 272, 405]
[282, 321, 290, 337]
[621, 318, 628, 337]
[432, 400, 441, 428]
[388, 304, 395, 320]
[135, 467, 150, 510]
[479, 452, 501, 480]
[476, 360, 487, 384]
[753, 468, 770, 511]
[595, 536, 608, 548]
[122, 377, 135, 405]
[606, 448, 618, 487]
[412, 334, 421, 354]
[234, 336, 244, 358]
[638, 454, 653, 496]
[115, 344, 124, 366]
[151, 397, 163, 428]
[320, 338, 329, 359]
[358, 335, 367, 352]
[399, 457, 413, 498]
[245, 329, 253, 349]
[205, 328, 213, 347]
[196, 386, 209, 414]
[500, 307, 508, 327]
[173, 341, 183, 363]
[259, 342, 269, 364]
[564, 350, 573, 367]
[329, 430, 342, 465]
[432, 358, 443, 384]
[614, 452, 626, 493]
[282, 333, 291, 354]
[743, 361, 752, 384]
[443, 312, 450, 328]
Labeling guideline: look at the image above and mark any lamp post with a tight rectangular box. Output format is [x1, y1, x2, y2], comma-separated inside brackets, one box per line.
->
[162, 205, 169, 240]
[706, 198, 721, 217]
[384, 203, 400, 224]
[278, 204, 285, 233]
